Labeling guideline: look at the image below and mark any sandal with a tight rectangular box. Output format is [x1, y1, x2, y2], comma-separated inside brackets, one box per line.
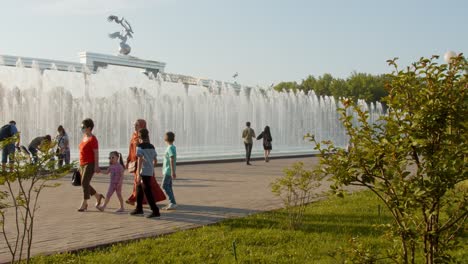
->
[96, 194, 105, 207]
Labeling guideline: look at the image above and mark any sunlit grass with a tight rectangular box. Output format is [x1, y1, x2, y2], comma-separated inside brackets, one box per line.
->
[31, 191, 467, 263]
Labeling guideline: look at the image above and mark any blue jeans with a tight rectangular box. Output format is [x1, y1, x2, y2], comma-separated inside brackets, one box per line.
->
[162, 174, 176, 204]
[1, 144, 15, 164]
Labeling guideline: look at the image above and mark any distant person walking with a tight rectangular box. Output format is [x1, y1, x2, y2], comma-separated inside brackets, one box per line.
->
[125, 119, 165, 206]
[0, 120, 20, 172]
[257, 126, 273, 162]
[162, 131, 177, 210]
[242, 121, 255, 165]
[28, 135, 52, 163]
[55, 125, 70, 167]
[130, 128, 161, 218]
[77, 118, 104, 212]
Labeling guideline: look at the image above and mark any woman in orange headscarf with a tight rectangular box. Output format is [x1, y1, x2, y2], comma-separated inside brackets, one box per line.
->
[126, 119, 166, 205]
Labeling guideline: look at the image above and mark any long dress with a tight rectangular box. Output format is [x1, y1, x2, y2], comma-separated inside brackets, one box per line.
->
[126, 132, 166, 205]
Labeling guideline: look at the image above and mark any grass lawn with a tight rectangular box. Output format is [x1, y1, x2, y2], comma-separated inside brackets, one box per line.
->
[32, 191, 467, 264]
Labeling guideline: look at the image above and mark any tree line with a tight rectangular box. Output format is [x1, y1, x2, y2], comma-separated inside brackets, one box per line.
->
[273, 72, 389, 102]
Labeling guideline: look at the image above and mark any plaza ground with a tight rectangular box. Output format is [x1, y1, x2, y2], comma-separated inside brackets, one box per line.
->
[0, 157, 325, 263]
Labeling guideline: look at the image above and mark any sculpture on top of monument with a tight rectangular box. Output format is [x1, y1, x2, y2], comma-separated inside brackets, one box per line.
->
[107, 15, 134, 55]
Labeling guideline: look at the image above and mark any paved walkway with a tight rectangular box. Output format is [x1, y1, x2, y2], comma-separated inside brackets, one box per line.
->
[0, 157, 322, 263]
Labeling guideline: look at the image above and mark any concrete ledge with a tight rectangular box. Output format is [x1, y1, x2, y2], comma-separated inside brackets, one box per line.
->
[0, 54, 85, 72]
[87, 154, 320, 171]
[175, 153, 319, 166]
[79, 52, 166, 74]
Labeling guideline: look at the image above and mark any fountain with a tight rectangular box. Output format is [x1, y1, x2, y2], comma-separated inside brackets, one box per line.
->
[0, 58, 384, 162]
[0, 15, 384, 162]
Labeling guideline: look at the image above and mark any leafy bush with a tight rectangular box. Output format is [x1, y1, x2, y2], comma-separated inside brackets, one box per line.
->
[0, 135, 72, 263]
[309, 54, 467, 264]
[271, 162, 323, 229]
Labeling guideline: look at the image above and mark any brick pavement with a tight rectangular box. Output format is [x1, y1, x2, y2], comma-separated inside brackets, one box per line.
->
[0, 157, 322, 263]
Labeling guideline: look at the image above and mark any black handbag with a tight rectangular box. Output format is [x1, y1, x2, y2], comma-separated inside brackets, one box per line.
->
[71, 170, 81, 186]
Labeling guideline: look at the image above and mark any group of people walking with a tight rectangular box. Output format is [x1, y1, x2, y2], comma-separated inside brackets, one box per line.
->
[242, 121, 273, 165]
[1, 119, 272, 218]
[0, 118, 177, 219]
[77, 118, 178, 218]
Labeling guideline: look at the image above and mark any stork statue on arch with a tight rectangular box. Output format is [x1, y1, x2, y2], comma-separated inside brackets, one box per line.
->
[107, 15, 134, 55]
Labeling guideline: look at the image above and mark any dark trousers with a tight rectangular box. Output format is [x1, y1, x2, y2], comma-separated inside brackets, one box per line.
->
[80, 163, 97, 200]
[58, 149, 70, 168]
[28, 147, 38, 163]
[244, 143, 253, 163]
[136, 176, 160, 213]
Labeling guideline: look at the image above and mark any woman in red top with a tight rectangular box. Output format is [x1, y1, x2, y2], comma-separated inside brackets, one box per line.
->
[125, 119, 166, 205]
[78, 118, 105, 212]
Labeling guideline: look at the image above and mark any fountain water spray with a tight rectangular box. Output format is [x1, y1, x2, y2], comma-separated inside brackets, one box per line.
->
[0, 63, 384, 161]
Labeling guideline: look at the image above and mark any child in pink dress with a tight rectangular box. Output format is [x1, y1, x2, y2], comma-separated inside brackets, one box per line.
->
[97, 151, 125, 212]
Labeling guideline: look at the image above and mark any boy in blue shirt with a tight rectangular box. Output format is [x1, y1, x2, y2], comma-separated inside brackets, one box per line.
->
[162, 132, 177, 210]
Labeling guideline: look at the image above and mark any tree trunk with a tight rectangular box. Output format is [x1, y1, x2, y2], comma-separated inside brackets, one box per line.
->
[401, 234, 409, 264]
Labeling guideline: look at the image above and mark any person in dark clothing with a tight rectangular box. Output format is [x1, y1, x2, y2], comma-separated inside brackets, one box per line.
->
[257, 126, 273, 162]
[130, 128, 160, 218]
[0, 121, 20, 172]
[55, 125, 70, 167]
[28, 135, 51, 163]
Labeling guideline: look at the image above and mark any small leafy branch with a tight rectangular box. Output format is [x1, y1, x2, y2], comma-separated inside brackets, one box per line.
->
[307, 54, 467, 263]
[329, 236, 396, 264]
[0, 135, 72, 263]
[271, 162, 323, 229]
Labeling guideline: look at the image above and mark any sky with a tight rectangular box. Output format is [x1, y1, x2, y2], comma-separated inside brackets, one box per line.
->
[0, 0, 467, 86]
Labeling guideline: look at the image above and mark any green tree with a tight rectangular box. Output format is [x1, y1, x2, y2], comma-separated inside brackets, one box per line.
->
[329, 77, 349, 99]
[308, 55, 467, 263]
[299, 75, 317, 94]
[346, 72, 376, 101]
[275, 73, 388, 102]
[273, 81, 300, 93]
[314, 73, 334, 97]
[370, 74, 389, 102]
[0, 135, 72, 263]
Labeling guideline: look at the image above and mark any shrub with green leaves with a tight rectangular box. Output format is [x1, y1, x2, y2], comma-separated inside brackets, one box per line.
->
[0, 135, 72, 263]
[271, 162, 323, 229]
[309, 54, 467, 263]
